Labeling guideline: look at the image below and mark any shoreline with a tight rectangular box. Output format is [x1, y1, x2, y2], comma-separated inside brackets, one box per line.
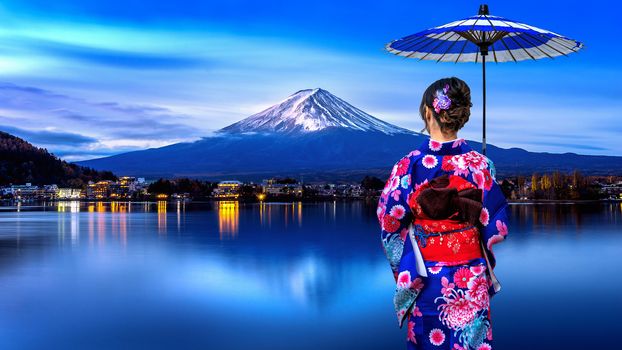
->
[1, 197, 620, 207]
[508, 198, 620, 204]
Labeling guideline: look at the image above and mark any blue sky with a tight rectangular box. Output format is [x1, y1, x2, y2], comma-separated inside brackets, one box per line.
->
[0, 0, 619, 160]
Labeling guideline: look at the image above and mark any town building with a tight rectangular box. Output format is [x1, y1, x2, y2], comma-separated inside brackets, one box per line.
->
[2, 183, 41, 200]
[87, 180, 113, 199]
[57, 188, 83, 199]
[601, 182, 622, 199]
[261, 178, 303, 197]
[213, 180, 243, 199]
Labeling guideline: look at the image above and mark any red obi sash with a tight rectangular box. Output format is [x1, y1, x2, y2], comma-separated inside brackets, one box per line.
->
[412, 218, 482, 262]
[407, 174, 484, 263]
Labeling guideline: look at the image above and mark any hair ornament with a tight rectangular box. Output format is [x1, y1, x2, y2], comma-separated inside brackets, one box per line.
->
[432, 83, 451, 114]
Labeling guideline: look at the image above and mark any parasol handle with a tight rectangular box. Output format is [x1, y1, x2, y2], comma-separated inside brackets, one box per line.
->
[478, 4, 489, 15]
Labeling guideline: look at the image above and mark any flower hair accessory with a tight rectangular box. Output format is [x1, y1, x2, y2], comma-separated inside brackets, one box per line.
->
[432, 83, 451, 114]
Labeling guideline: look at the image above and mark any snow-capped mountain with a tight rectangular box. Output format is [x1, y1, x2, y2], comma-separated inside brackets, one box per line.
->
[219, 88, 414, 135]
[77, 89, 622, 180]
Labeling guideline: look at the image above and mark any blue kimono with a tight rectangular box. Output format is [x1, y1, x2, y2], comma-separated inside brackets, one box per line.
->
[377, 136, 509, 350]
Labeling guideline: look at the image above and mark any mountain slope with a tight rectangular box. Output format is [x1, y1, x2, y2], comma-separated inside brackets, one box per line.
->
[0, 131, 116, 186]
[77, 129, 424, 180]
[77, 89, 622, 180]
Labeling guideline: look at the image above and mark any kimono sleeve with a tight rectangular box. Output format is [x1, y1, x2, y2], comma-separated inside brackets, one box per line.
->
[478, 159, 510, 270]
[377, 156, 414, 282]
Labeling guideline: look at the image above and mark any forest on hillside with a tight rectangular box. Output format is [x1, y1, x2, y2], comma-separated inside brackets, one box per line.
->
[0, 131, 116, 187]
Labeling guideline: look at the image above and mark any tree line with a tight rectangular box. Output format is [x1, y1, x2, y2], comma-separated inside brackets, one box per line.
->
[0, 131, 115, 187]
[360, 170, 615, 201]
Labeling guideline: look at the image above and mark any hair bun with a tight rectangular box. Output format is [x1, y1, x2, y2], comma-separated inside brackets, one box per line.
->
[419, 77, 472, 133]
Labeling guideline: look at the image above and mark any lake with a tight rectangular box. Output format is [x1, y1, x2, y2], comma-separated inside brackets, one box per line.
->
[0, 200, 620, 349]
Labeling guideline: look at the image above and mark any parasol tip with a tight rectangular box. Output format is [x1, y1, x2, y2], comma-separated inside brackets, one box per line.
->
[478, 4, 489, 15]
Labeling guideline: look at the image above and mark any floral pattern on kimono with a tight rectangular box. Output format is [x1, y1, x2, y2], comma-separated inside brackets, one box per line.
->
[377, 136, 510, 329]
[406, 259, 495, 350]
[378, 150, 426, 326]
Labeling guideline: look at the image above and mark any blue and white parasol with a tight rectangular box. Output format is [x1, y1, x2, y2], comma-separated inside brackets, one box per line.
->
[385, 4, 584, 155]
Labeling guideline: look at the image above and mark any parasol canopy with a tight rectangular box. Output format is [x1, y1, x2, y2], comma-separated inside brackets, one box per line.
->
[385, 4, 584, 155]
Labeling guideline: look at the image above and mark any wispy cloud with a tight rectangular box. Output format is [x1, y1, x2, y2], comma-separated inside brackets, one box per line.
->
[0, 125, 97, 146]
[0, 82, 202, 160]
[2, 36, 207, 70]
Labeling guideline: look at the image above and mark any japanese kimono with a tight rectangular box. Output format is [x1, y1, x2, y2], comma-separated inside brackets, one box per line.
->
[377, 136, 509, 350]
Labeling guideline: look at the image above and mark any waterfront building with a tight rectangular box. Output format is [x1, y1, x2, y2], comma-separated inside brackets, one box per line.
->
[350, 184, 364, 197]
[43, 184, 60, 200]
[118, 176, 146, 198]
[601, 182, 622, 199]
[87, 180, 113, 199]
[57, 188, 82, 200]
[4, 183, 41, 200]
[319, 183, 335, 196]
[213, 180, 242, 199]
[261, 178, 303, 197]
[172, 192, 191, 200]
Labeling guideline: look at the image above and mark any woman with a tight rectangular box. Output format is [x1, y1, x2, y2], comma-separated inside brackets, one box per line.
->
[377, 77, 510, 350]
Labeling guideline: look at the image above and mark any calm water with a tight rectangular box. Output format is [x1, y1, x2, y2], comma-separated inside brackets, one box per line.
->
[0, 200, 620, 349]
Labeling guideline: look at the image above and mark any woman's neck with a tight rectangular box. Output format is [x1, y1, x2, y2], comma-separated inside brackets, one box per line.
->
[429, 129, 458, 142]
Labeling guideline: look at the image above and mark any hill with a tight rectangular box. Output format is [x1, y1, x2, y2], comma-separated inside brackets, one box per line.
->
[0, 131, 116, 186]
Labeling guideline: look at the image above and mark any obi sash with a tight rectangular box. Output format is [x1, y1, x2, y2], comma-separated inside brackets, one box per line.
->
[406, 174, 491, 276]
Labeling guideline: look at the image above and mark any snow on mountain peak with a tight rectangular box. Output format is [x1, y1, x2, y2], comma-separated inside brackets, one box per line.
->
[219, 88, 414, 135]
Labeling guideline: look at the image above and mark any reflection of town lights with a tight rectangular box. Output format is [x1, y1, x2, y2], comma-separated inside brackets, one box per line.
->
[218, 201, 239, 240]
[57, 201, 81, 213]
[219, 201, 238, 210]
[157, 200, 167, 234]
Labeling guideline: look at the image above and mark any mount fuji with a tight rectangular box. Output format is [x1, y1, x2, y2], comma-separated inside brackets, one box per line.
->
[77, 89, 622, 180]
[220, 88, 412, 135]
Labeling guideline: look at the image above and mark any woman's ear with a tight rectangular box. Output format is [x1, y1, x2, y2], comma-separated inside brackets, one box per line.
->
[424, 105, 434, 134]
[424, 106, 433, 125]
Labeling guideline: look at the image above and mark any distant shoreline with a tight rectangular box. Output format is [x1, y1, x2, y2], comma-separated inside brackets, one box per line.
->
[508, 199, 620, 204]
[1, 197, 620, 207]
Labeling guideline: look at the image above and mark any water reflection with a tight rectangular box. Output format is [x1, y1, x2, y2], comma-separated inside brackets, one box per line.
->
[110, 201, 129, 213]
[57, 201, 80, 213]
[0, 201, 620, 349]
[176, 201, 185, 233]
[257, 201, 304, 230]
[42, 201, 622, 310]
[52, 202, 133, 247]
[218, 201, 239, 239]
[509, 202, 622, 235]
[57, 201, 80, 246]
[5, 201, 621, 251]
[157, 200, 167, 235]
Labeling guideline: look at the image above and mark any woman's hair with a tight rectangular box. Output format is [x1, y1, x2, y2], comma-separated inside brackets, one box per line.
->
[419, 77, 473, 134]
